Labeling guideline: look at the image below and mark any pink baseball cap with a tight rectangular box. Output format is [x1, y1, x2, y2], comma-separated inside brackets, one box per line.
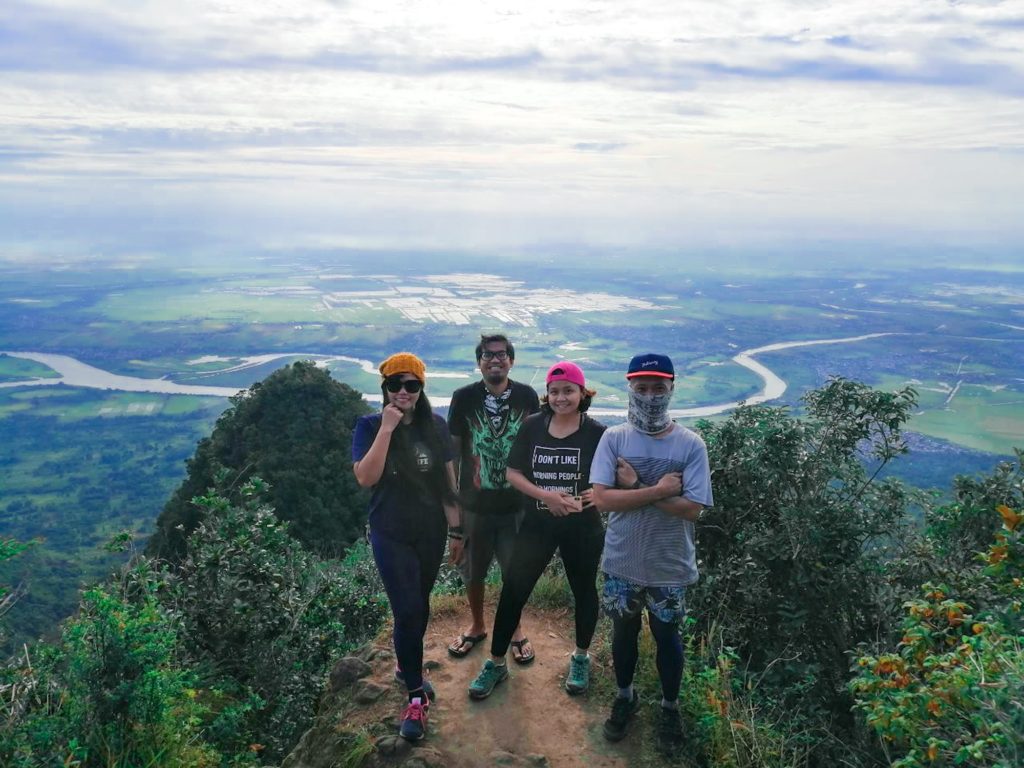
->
[546, 361, 586, 388]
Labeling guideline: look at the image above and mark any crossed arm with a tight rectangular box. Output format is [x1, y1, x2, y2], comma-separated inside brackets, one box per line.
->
[591, 457, 703, 521]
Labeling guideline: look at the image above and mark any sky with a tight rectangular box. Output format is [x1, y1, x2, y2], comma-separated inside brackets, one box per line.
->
[1, 0, 1023, 261]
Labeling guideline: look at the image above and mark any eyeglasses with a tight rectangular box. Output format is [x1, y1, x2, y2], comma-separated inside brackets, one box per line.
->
[385, 378, 423, 394]
[480, 350, 509, 361]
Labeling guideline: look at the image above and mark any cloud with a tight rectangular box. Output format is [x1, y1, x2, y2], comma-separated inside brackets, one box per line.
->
[1, 0, 1023, 255]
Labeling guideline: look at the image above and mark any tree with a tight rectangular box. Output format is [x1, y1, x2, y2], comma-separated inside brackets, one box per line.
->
[692, 378, 919, 725]
[147, 361, 372, 561]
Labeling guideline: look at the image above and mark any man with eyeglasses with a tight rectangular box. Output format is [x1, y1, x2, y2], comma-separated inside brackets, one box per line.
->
[590, 353, 713, 757]
[447, 333, 540, 664]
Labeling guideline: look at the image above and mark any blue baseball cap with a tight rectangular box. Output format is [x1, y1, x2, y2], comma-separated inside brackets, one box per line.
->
[626, 353, 675, 379]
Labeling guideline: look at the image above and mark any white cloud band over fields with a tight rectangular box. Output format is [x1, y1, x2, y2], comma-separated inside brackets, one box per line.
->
[1, 1, 1023, 258]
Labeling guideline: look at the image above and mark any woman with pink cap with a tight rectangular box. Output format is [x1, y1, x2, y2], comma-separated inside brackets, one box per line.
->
[467, 361, 607, 699]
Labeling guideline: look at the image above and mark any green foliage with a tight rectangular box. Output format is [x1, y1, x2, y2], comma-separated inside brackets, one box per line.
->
[165, 481, 388, 760]
[147, 361, 372, 562]
[851, 506, 1024, 767]
[1, 582, 218, 767]
[924, 451, 1024, 589]
[693, 379, 918, 709]
[678, 632, 811, 768]
[1, 538, 35, 645]
[0, 394, 221, 653]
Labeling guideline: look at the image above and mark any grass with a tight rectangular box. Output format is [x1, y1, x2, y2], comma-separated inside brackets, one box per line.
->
[871, 373, 1024, 455]
[0, 355, 60, 382]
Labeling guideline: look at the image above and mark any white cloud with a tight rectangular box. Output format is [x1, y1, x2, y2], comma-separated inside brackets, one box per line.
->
[1, 0, 1023, 255]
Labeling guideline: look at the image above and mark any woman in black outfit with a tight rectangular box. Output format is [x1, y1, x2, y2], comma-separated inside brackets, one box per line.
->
[352, 352, 463, 741]
[467, 361, 606, 699]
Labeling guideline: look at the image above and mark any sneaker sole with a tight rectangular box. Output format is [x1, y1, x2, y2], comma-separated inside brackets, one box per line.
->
[565, 682, 588, 695]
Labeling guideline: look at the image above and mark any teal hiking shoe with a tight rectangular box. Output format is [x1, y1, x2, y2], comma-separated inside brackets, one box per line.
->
[468, 659, 509, 700]
[565, 653, 591, 695]
[602, 692, 640, 742]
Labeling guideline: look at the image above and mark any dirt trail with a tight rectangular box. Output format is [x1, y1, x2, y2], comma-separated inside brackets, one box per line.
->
[419, 607, 637, 768]
[321, 603, 649, 768]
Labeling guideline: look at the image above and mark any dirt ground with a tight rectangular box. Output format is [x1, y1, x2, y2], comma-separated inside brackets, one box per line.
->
[328, 601, 655, 768]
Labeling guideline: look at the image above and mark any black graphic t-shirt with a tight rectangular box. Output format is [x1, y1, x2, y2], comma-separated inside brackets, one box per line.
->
[447, 379, 540, 512]
[352, 412, 454, 541]
[507, 412, 606, 521]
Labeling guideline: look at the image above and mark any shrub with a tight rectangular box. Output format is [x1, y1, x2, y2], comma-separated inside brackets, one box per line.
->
[693, 377, 918, 725]
[0, 584, 216, 768]
[851, 506, 1024, 767]
[167, 480, 388, 760]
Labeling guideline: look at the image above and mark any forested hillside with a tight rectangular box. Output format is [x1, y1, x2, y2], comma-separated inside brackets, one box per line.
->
[147, 360, 372, 561]
[2, 371, 1021, 768]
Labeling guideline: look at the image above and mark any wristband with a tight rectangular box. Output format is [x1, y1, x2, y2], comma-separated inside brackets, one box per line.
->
[449, 525, 464, 535]
[630, 479, 642, 490]
[448, 532, 464, 540]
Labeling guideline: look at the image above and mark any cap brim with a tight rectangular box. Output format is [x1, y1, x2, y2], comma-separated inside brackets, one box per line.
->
[625, 371, 674, 379]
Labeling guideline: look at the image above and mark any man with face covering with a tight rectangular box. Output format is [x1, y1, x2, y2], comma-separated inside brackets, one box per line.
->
[590, 353, 714, 757]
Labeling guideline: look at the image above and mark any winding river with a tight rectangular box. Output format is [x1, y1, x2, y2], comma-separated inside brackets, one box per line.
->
[1, 333, 894, 418]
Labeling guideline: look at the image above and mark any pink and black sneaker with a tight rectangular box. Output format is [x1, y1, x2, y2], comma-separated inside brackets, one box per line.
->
[399, 697, 428, 741]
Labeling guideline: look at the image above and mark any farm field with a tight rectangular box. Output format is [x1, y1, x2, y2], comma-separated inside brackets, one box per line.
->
[1, 254, 1022, 650]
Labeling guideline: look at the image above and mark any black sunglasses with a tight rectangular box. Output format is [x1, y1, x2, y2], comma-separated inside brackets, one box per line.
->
[385, 378, 423, 394]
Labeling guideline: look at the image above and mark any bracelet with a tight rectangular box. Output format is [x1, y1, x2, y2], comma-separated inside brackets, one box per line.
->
[448, 532, 464, 541]
[630, 479, 642, 490]
[449, 525, 464, 535]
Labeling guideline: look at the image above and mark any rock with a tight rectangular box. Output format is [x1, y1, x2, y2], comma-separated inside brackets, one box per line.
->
[328, 657, 372, 692]
[486, 752, 548, 767]
[375, 735, 412, 757]
[402, 748, 445, 768]
[354, 680, 390, 704]
[357, 644, 394, 663]
[423, 658, 443, 671]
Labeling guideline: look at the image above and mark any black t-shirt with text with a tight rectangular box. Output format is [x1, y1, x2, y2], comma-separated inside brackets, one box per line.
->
[507, 412, 606, 521]
[447, 379, 540, 512]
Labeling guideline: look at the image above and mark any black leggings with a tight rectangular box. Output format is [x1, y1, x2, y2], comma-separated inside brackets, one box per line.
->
[491, 510, 604, 657]
[369, 526, 445, 693]
[612, 612, 683, 701]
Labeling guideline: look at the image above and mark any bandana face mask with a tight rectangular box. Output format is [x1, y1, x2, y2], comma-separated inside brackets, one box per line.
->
[627, 387, 673, 434]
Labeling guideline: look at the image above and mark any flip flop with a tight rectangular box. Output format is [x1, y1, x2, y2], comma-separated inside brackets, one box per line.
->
[448, 632, 487, 658]
[510, 637, 535, 665]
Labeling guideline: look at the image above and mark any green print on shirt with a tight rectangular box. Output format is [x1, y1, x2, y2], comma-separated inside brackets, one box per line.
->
[469, 409, 527, 490]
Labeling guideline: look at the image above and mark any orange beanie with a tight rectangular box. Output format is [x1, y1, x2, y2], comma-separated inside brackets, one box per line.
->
[378, 352, 426, 383]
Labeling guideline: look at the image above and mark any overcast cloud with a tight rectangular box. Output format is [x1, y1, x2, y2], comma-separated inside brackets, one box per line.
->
[1, 0, 1022, 259]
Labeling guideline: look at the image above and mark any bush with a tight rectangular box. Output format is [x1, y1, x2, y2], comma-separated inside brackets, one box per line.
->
[692, 377, 918, 728]
[852, 519, 1022, 767]
[0, 583, 217, 768]
[167, 480, 388, 760]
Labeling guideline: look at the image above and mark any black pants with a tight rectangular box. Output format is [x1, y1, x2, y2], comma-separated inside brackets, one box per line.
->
[370, 525, 445, 692]
[490, 509, 604, 657]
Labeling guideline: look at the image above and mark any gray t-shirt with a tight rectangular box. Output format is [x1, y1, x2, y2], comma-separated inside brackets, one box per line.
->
[590, 423, 713, 587]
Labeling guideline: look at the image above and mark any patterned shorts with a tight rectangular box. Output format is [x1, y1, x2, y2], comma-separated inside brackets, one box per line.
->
[601, 574, 687, 624]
